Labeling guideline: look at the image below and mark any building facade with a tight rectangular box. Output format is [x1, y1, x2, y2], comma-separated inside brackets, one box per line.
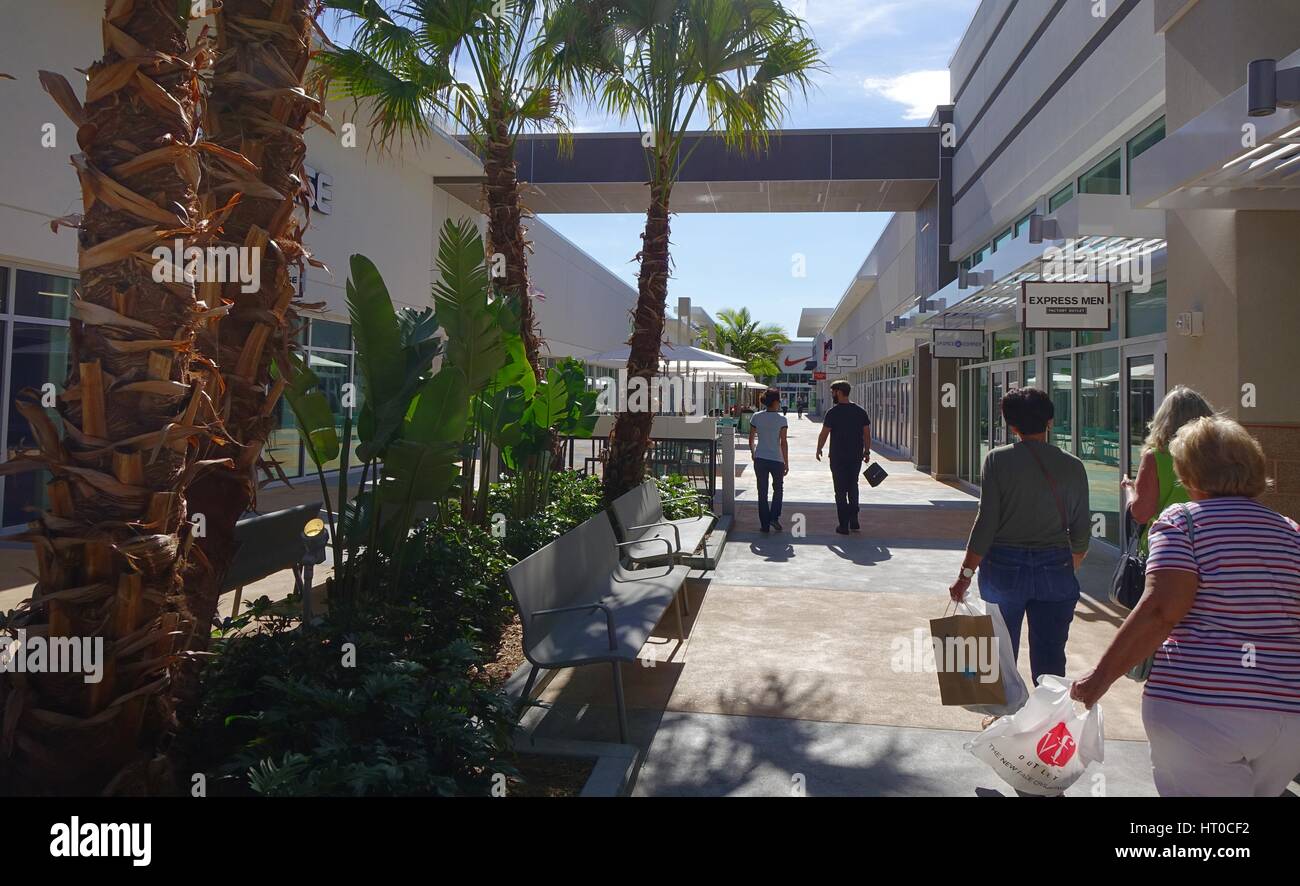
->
[806, 0, 1300, 548]
[0, 0, 636, 530]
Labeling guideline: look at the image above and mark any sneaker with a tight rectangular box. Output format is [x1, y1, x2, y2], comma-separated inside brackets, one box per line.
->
[760, 525, 770, 533]
[771, 519, 783, 531]
[850, 523, 860, 532]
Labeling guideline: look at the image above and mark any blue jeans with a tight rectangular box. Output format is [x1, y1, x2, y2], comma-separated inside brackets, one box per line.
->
[977, 544, 1080, 685]
[754, 457, 784, 529]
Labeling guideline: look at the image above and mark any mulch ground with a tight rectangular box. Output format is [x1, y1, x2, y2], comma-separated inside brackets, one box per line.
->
[508, 753, 596, 797]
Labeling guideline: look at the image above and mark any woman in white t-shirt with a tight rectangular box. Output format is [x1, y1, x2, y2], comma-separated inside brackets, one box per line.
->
[749, 389, 789, 533]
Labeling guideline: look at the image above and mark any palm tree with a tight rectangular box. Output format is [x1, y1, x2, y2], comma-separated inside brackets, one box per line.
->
[314, 0, 574, 379]
[184, 0, 320, 656]
[539, 0, 820, 502]
[709, 307, 789, 381]
[0, 0, 210, 794]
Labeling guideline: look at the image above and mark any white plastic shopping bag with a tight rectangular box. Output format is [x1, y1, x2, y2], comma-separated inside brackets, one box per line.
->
[958, 594, 1028, 717]
[963, 675, 1104, 796]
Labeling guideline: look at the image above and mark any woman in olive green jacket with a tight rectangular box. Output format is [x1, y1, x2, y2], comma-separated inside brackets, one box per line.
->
[1122, 386, 1215, 553]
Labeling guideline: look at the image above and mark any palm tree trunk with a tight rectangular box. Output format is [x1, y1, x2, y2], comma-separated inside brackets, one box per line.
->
[0, 0, 210, 794]
[483, 110, 542, 379]
[184, 0, 318, 644]
[603, 172, 672, 504]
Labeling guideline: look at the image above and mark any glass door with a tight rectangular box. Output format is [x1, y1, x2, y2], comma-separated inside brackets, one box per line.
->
[990, 364, 1020, 447]
[1120, 344, 1166, 547]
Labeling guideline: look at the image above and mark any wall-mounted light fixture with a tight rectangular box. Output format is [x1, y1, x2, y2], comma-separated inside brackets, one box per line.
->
[958, 268, 995, 289]
[1028, 214, 1061, 244]
[1248, 58, 1300, 117]
[1175, 311, 1204, 337]
[919, 297, 946, 313]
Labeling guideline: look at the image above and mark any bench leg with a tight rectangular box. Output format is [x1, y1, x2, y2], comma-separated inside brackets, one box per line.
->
[674, 593, 685, 638]
[230, 586, 244, 620]
[518, 664, 539, 716]
[611, 661, 629, 744]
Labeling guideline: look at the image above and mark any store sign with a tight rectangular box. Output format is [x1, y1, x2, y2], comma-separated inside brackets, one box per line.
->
[813, 371, 827, 381]
[933, 328, 984, 359]
[304, 163, 334, 215]
[1021, 281, 1111, 330]
[836, 354, 859, 369]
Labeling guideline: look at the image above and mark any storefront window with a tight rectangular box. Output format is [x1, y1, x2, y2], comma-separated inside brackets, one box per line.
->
[1048, 331, 1072, 352]
[1078, 149, 1123, 196]
[991, 329, 1019, 360]
[1022, 330, 1037, 356]
[1048, 356, 1072, 453]
[1077, 349, 1121, 544]
[993, 228, 1012, 252]
[14, 270, 73, 321]
[1077, 316, 1119, 346]
[4, 324, 70, 526]
[310, 319, 352, 351]
[976, 367, 990, 477]
[1126, 280, 1166, 337]
[1014, 212, 1033, 239]
[1023, 359, 1037, 389]
[1127, 117, 1165, 182]
[1049, 183, 1074, 212]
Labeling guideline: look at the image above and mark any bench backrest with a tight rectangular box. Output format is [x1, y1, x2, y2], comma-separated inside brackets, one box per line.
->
[220, 502, 323, 592]
[608, 480, 663, 540]
[505, 513, 619, 657]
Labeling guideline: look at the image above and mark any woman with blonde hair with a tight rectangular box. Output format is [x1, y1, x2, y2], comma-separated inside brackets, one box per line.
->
[1073, 416, 1300, 795]
[1122, 386, 1215, 555]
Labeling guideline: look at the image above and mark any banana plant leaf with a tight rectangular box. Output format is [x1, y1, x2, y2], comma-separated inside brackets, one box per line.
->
[273, 353, 340, 468]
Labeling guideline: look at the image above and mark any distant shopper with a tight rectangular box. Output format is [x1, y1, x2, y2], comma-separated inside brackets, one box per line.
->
[816, 380, 872, 535]
[1072, 416, 1300, 796]
[1122, 386, 1214, 555]
[949, 387, 1091, 687]
[749, 389, 789, 532]
[797, 398, 805, 419]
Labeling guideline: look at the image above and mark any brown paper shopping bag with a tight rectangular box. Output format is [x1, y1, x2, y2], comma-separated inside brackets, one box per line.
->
[929, 604, 1007, 708]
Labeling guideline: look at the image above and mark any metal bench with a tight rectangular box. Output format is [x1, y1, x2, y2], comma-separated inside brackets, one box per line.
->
[220, 502, 325, 621]
[608, 479, 716, 570]
[506, 512, 690, 742]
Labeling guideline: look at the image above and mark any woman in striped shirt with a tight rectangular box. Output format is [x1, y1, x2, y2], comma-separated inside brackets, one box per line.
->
[1071, 416, 1300, 796]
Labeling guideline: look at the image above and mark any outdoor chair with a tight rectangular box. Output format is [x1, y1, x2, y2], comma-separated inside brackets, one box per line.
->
[608, 479, 716, 571]
[506, 512, 690, 743]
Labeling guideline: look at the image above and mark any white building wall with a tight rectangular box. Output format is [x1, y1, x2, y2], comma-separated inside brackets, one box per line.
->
[0, 0, 100, 276]
[950, 0, 1165, 257]
[0, 0, 632, 361]
[823, 212, 919, 372]
[526, 218, 636, 359]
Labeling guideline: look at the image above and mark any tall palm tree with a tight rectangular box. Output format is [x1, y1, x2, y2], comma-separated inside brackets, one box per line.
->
[709, 307, 789, 381]
[314, 0, 574, 378]
[539, 0, 820, 502]
[184, 0, 321, 653]
[0, 0, 211, 794]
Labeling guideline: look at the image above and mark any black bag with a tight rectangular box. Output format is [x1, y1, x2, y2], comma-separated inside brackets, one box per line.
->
[863, 462, 888, 487]
[1109, 512, 1147, 610]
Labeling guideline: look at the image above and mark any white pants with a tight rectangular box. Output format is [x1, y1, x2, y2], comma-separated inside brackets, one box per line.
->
[1142, 694, 1300, 797]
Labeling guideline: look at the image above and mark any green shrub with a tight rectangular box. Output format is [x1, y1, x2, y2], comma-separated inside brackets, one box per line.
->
[187, 603, 517, 797]
[656, 474, 708, 520]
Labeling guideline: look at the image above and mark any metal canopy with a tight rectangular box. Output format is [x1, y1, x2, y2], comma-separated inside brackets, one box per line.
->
[436, 127, 942, 213]
[1131, 46, 1300, 210]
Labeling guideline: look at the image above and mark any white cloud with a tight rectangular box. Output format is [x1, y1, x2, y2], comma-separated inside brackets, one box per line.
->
[861, 69, 951, 121]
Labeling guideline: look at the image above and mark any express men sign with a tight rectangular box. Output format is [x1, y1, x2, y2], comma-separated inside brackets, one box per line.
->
[1020, 281, 1111, 331]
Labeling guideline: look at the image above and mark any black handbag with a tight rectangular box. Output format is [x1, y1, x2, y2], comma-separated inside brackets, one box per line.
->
[1109, 511, 1147, 610]
[863, 462, 888, 487]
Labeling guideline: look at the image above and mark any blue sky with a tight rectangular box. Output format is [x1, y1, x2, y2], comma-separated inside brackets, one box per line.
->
[325, 0, 982, 338]
[540, 0, 982, 339]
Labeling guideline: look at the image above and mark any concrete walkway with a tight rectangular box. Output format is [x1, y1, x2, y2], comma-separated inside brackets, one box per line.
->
[532, 413, 1157, 797]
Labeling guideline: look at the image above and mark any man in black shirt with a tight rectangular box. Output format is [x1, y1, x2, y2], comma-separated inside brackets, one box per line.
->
[816, 380, 872, 534]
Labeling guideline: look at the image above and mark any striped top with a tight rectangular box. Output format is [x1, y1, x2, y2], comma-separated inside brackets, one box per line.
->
[1145, 497, 1300, 715]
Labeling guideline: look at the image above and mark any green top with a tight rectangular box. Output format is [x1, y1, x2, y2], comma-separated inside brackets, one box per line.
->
[1138, 448, 1189, 556]
[967, 440, 1092, 556]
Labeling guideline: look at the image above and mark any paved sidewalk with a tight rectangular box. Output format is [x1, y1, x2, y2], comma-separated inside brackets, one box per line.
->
[533, 412, 1156, 796]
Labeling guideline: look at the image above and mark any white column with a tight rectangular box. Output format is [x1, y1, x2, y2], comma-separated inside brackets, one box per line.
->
[720, 426, 735, 516]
